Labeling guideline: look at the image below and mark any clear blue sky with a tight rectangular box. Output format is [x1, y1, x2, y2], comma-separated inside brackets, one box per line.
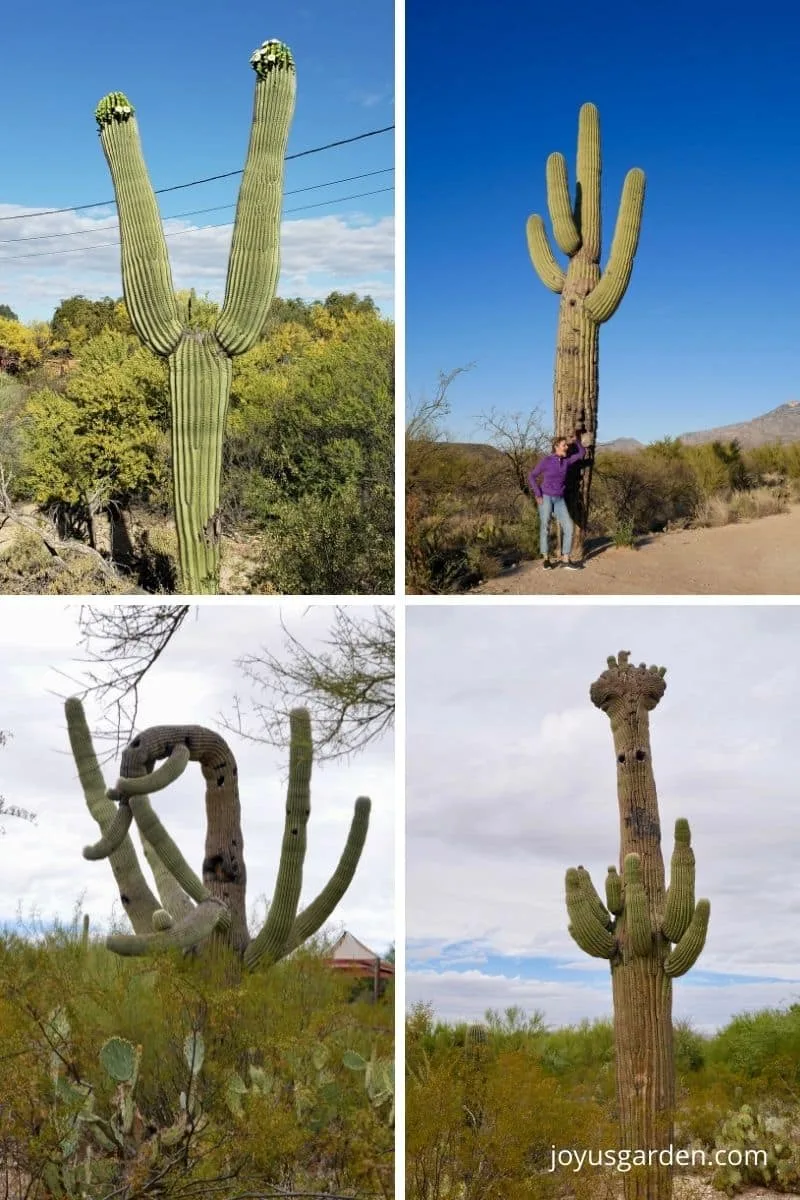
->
[406, 0, 800, 443]
[0, 0, 394, 321]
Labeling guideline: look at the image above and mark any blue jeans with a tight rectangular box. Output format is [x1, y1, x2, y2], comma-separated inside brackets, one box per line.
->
[539, 495, 574, 558]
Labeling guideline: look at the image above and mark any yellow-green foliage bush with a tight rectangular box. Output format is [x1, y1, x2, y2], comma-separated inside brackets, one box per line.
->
[18, 329, 169, 509]
[0, 528, 135, 595]
[0, 926, 393, 1199]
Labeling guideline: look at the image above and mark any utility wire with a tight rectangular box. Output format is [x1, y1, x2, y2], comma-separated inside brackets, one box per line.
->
[0, 187, 395, 262]
[0, 125, 394, 224]
[0, 168, 394, 246]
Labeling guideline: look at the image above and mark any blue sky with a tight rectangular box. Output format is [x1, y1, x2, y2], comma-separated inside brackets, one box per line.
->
[406, 606, 800, 1032]
[0, 0, 393, 321]
[406, 0, 800, 443]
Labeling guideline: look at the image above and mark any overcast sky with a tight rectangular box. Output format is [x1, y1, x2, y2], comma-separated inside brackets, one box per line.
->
[0, 602, 394, 957]
[406, 604, 800, 1033]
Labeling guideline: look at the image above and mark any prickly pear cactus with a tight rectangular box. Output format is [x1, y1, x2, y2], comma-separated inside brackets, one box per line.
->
[712, 1105, 800, 1195]
[564, 653, 710, 1200]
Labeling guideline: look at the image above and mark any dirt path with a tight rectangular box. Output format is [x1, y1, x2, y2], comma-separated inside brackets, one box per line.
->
[474, 506, 800, 596]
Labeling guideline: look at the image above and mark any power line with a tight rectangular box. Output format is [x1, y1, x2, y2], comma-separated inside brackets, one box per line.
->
[0, 125, 394, 224]
[0, 187, 395, 263]
[0, 168, 394, 246]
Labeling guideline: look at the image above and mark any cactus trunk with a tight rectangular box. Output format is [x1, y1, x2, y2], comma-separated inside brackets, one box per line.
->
[554, 251, 600, 557]
[565, 654, 710, 1200]
[527, 104, 645, 557]
[168, 336, 233, 593]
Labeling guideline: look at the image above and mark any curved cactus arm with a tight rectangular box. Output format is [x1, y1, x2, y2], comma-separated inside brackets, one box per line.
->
[65, 698, 159, 933]
[623, 853, 652, 956]
[106, 897, 230, 957]
[526, 215, 565, 293]
[583, 168, 646, 324]
[243, 708, 312, 969]
[605, 865, 623, 915]
[664, 899, 710, 978]
[282, 795, 371, 956]
[545, 153, 581, 255]
[127, 794, 209, 905]
[114, 744, 191, 796]
[661, 818, 696, 943]
[575, 866, 612, 930]
[215, 40, 297, 356]
[83, 801, 133, 861]
[95, 94, 182, 356]
[565, 867, 616, 959]
[575, 103, 601, 260]
[140, 834, 196, 922]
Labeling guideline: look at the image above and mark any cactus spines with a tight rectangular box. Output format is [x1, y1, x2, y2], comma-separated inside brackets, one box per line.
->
[95, 39, 296, 593]
[664, 899, 710, 978]
[662, 818, 696, 943]
[527, 105, 645, 556]
[565, 867, 616, 959]
[564, 655, 711, 1200]
[622, 853, 651, 956]
[605, 865, 623, 915]
[68, 697, 370, 972]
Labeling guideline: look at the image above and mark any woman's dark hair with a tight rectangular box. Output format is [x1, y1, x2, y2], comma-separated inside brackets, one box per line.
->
[551, 435, 569, 452]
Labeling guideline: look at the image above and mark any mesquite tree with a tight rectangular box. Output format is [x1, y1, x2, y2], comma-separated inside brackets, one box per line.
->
[66, 697, 370, 970]
[565, 653, 710, 1200]
[95, 39, 296, 593]
[527, 105, 645, 555]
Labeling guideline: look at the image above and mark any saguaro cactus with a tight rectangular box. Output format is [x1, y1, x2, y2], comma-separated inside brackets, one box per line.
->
[526, 105, 645, 554]
[95, 39, 296, 593]
[67, 698, 370, 971]
[565, 653, 709, 1200]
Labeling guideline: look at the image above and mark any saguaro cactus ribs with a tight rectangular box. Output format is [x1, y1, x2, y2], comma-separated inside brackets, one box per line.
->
[95, 39, 296, 593]
[527, 105, 645, 555]
[67, 697, 370, 971]
[565, 652, 710, 1200]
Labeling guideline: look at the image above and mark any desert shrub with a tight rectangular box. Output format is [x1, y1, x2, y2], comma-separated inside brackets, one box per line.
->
[0, 527, 134, 595]
[706, 1006, 800, 1096]
[590, 449, 701, 538]
[0, 927, 393, 1199]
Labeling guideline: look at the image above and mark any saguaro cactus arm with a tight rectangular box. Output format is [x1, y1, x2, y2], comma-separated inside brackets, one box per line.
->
[106, 897, 231, 957]
[243, 709, 313, 970]
[95, 95, 182, 356]
[662, 818, 696, 943]
[623, 853, 652, 956]
[284, 795, 371, 952]
[605, 865, 623, 915]
[664, 899, 710, 978]
[215, 40, 297, 355]
[565, 867, 616, 958]
[66, 697, 159, 933]
[583, 169, 646, 324]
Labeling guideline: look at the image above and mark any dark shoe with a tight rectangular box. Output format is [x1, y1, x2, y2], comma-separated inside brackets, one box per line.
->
[563, 559, 584, 571]
[542, 558, 555, 569]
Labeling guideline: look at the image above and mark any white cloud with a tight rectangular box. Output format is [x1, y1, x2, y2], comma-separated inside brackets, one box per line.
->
[406, 606, 800, 1030]
[0, 602, 394, 958]
[0, 204, 394, 321]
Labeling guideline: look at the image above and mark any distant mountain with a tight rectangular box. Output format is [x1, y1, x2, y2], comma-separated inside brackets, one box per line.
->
[601, 403, 800, 452]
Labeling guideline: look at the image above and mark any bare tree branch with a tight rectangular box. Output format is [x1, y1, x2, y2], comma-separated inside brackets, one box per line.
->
[72, 606, 192, 752]
[0, 732, 36, 835]
[220, 606, 395, 762]
[477, 407, 550, 496]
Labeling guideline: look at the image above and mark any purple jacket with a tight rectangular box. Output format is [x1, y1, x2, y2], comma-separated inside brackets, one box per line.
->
[528, 441, 586, 499]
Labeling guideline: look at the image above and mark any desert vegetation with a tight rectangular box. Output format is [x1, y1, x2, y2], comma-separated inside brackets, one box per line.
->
[406, 1001, 800, 1200]
[0, 914, 394, 1200]
[406, 386, 799, 592]
[0, 290, 393, 595]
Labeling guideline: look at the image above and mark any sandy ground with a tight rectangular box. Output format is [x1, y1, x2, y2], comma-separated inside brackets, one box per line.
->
[474, 506, 800, 596]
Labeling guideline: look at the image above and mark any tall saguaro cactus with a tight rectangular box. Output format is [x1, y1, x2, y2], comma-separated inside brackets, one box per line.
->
[95, 39, 296, 593]
[565, 653, 710, 1200]
[67, 698, 370, 971]
[527, 105, 645, 555]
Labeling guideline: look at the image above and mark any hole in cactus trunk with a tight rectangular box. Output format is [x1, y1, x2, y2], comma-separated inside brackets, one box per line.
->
[617, 753, 626, 763]
[635, 749, 646, 761]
